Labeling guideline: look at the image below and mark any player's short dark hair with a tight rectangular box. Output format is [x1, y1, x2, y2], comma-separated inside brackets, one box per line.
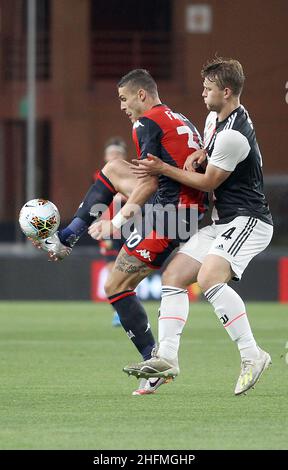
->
[201, 57, 245, 96]
[118, 69, 158, 97]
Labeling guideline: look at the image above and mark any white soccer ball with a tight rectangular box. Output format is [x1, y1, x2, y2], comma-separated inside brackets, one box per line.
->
[19, 198, 60, 239]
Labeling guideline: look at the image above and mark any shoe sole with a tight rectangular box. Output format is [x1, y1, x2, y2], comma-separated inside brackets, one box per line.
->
[235, 353, 272, 396]
[132, 389, 155, 396]
[124, 366, 179, 380]
[132, 377, 173, 396]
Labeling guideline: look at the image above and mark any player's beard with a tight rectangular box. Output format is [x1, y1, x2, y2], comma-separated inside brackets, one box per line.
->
[205, 102, 221, 113]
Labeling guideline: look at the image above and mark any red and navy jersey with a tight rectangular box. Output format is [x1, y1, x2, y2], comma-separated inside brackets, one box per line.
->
[132, 104, 207, 214]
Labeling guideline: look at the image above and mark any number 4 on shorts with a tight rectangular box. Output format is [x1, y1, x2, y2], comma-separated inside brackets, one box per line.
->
[221, 227, 236, 240]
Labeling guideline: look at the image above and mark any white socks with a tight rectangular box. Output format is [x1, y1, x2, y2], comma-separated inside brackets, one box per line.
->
[157, 282, 259, 364]
[205, 283, 260, 361]
[157, 286, 189, 362]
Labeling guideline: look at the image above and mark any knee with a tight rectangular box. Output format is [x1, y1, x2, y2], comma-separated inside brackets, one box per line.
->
[104, 275, 119, 298]
[196, 271, 208, 293]
[162, 265, 187, 289]
[197, 269, 218, 293]
[104, 273, 136, 297]
[197, 259, 231, 293]
[103, 159, 125, 181]
[162, 265, 177, 286]
[102, 160, 115, 179]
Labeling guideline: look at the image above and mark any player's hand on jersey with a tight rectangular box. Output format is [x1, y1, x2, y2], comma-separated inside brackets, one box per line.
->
[130, 153, 164, 178]
[88, 219, 113, 241]
[28, 232, 72, 261]
[184, 149, 207, 172]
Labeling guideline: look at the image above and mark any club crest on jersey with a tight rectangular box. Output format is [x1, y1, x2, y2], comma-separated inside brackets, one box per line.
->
[133, 120, 144, 129]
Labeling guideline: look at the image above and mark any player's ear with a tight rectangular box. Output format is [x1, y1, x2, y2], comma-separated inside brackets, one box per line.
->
[138, 89, 146, 102]
[223, 87, 233, 99]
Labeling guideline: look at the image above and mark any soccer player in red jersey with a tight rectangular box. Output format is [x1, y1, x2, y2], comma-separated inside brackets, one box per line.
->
[34, 69, 207, 395]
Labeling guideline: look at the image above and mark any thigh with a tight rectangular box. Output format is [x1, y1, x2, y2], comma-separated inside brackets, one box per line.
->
[178, 224, 216, 264]
[110, 247, 154, 292]
[162, 252, 201, 288]
[103, 160, 136, 198]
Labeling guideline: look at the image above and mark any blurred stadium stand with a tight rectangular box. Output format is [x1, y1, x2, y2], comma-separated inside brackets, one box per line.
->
[0, 243, 283, 302]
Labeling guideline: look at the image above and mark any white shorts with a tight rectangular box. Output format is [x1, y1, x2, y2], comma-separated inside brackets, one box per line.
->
[179, 216, 273, 280]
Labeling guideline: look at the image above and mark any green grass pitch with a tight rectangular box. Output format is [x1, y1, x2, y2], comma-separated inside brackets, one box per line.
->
[0, 301, 287, 450]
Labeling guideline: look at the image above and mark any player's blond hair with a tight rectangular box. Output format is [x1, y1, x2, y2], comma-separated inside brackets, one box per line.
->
[201, 57, 245, 96]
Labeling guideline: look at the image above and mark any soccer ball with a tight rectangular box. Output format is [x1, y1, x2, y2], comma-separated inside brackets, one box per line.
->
[19, 198, 60, 239]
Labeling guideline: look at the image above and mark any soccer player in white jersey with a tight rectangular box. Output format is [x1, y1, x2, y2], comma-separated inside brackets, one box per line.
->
[124, 57, 273, 396]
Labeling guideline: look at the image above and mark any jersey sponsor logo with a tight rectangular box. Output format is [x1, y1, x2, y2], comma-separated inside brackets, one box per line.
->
[136, 249, 152, 261]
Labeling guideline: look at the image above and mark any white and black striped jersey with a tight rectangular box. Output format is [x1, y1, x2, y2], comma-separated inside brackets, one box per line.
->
[204, 106, 273, 226]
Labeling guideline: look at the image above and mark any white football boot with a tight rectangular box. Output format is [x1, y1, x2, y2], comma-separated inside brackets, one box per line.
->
[124, 355, 179, 380]
[32, 232, 72, 261]
[234, 348, 272, 396]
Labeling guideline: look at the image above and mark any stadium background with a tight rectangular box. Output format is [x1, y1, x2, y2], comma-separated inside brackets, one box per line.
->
[0, 0, 287, 302]
[0, 0, 287, 454]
